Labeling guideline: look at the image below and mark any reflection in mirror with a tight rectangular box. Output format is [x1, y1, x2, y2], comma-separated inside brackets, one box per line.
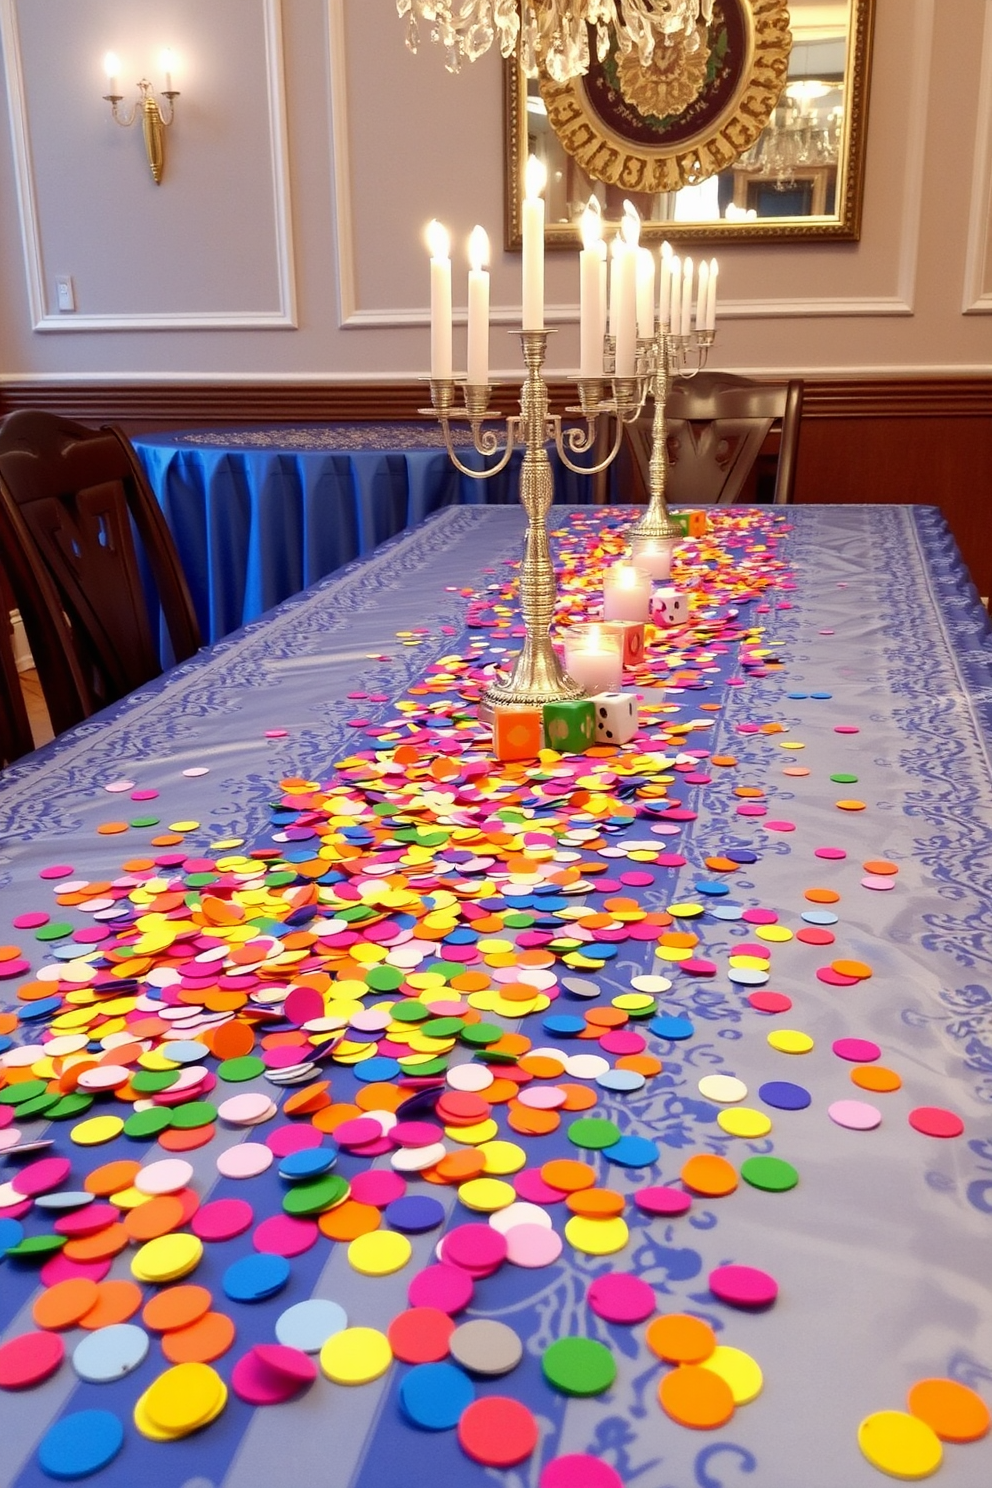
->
[506, 0, 874, 245]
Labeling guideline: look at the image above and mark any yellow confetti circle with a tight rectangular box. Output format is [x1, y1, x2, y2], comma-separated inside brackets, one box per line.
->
[754, 925, 793, 943]
[347, 1230, 412, 1277]
[447, 1118, 499, 1147]
[320, 1326, 393, 1384]
[700, 1345, 764, 1404]
[139, 1362, 225, 1437]
[767, 1029, 815, 1055]
[717, 1107, 773, 1139]
[836, 799, 866, 812]
[70, 1115, 125, 1147]
[479, 1140, 527, 1176]
[131, 1232, 204, 1284]
[457, 1177, 517, 1212]
[564, 1214, 630, 1256]
[857, 1411, 943, 1480]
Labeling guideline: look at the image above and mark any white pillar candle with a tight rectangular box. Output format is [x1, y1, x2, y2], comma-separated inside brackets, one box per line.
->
[636, 247, 656, 340]
[658, 241, 673, 330]
[630, 536, 677, 581]
[103, 51, 120, 94]
[426, 219, 452, 380]
[466, 225, 490, 387]
[160, 48, 176, 91]
[695, 259, 708, 334]
[705, 258, 718, 331]
[669, 255, 682, 336]
[603, 562, 651, 621]
[615, 203, 640, 377]
[522, 154, 546, 332]
[579, 198, 604, 378]
[563, 626, 623, 695]
[680, 256, 693, 336]
[608, 235, 622, 338]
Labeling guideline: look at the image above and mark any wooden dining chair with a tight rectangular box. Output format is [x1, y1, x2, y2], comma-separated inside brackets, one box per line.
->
[0, 411, 201, 732]
[0, 574, 34, 765]
[593, 372, 804, 507]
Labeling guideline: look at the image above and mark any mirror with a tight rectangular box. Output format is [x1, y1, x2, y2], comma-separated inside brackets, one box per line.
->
[504, 0, 874, 246]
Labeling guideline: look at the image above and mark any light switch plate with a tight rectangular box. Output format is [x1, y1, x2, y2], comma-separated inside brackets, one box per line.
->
[56, 276, 75, 311]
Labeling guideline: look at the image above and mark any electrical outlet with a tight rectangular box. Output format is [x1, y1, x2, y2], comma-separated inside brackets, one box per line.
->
[56, 276, 75, 312]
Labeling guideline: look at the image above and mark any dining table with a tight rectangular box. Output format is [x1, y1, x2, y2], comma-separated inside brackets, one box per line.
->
[0, 503, 990, 1488]
[132, 423, 595, 648]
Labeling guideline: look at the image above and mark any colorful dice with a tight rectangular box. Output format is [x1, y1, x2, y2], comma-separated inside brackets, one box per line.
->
[590, 691, 638, 745]
[493, 707, 543, 761]
[542, 699, 596, 753]
[651, 587, 689, 626]
[602, 620, 645, 669]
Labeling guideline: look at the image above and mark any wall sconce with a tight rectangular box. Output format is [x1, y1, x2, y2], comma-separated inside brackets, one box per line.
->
[102, 50, 179, 184]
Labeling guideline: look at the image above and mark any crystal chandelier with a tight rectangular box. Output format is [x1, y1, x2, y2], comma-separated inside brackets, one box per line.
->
[397, 1, 716, 82]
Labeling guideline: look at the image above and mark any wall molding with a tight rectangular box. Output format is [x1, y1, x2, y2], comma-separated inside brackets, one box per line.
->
[0, 0, 297, 332]
[963, 0, 992, 313]
[1, 374, 989, 424]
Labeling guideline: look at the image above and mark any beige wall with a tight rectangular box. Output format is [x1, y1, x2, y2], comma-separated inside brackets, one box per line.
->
[0, 0, 989, 384]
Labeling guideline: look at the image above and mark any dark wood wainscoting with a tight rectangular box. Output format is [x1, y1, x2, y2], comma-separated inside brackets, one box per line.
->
[2, 375, 990, 594]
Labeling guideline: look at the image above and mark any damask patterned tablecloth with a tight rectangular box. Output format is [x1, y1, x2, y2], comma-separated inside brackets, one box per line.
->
[133, 423, 594, 646]
[0, 505, 991, 1488]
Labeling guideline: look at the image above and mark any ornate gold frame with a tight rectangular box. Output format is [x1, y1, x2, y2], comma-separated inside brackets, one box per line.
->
[504, 0, 875, 247]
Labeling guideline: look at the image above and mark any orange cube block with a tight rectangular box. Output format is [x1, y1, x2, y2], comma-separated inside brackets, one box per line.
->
[493, 707, 543, 761]
[688, 510, 708, 537]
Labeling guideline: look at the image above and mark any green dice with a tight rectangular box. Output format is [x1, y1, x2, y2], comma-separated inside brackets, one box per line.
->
[543, 699, 596, 753]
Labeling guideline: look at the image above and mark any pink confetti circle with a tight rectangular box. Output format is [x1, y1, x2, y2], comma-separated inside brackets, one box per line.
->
[588, 1273, 656, 1324]
[541, 1457, 623, 1488]
[504, 1224, 563, 1269]
[407, 1264, 475, 1314]
[191, 1198, 254, 1242]
[828, 1099, 882, 1130]
[814, 847, 847, 860]
[634, 1186, 692, 1217]
[709, 1264, 778, 1308]
[832, 1038, 881, 1063]
[253, 1214, 319, 1257]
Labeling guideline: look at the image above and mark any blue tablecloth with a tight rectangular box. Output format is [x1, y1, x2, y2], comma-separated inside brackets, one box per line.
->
[1, 507, 991, 1488]
[134, 423, 595, 645]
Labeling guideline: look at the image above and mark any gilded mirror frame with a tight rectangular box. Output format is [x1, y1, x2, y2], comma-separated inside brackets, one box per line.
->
[504, 0, 875, 247]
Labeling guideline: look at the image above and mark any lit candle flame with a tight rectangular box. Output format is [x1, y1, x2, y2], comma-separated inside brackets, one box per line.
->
[525, 154, 547, 201]
[468, 225, 489, 273]
[580, 196, 602, 251]
[103, 51, 120, 79]
[426, 219, 450, 260]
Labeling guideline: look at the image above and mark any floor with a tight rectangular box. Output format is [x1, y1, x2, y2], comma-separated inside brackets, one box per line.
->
[19, 667, 54, 749]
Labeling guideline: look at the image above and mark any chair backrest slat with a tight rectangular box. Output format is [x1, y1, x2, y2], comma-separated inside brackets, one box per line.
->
[0, 410, 201, 735]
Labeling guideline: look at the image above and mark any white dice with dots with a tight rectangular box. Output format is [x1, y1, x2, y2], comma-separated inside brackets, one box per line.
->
[651, 587, 688, 626]
[590, 691, 638, 745]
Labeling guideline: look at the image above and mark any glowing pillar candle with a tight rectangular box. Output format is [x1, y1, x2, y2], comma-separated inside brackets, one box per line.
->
[563, 625, 623, 695]
[630, 536, 677, 581]
[615, 202, 640, 376]
[522, 154, 546, 332]
[658, 240, 673, 331]
[466, 225, 490, 387]
[705, 258, 719, 331]
[680, 256, 694, 336]
[603, 562, 651, 621]
[696, 260, 709, 334]
[579, 198, 605, 378]
[636, 247, 656, 340]
[427, 219, 452, 380]
[669, 254, 682, 338]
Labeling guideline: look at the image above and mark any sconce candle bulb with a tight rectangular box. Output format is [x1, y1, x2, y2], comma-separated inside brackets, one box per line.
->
[101, 49, 179, 183]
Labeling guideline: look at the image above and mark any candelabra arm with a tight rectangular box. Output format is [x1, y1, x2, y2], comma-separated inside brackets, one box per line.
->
[442, 413, 519, 479]
[554, 411, 624, 476]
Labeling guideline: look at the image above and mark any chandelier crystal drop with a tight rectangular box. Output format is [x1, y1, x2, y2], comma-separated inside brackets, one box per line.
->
[397, 1, 716, 80]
